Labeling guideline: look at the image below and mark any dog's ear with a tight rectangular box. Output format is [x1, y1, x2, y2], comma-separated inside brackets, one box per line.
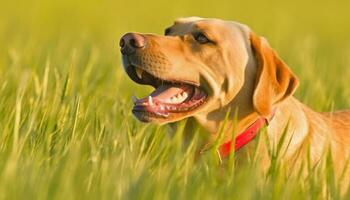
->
[250, 32, 299, 116]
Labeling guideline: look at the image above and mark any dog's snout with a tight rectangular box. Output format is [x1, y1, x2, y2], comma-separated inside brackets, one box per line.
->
[120, 33, 146, 55]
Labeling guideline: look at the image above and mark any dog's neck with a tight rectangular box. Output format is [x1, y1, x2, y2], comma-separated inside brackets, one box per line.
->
[195, 108, 263, 144]
[194, 97, 310, 163]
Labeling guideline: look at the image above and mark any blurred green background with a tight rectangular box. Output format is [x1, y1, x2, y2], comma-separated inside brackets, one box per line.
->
[0, 0, 350, 199]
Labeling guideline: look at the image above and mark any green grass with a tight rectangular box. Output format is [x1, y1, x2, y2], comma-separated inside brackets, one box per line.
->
[0, 0, 350, 199]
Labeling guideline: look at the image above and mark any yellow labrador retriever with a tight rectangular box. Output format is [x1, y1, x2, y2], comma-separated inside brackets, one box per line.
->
[119, 17, 350, 177]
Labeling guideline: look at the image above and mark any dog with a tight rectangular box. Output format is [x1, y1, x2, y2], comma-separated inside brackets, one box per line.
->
[119, 17, 350, 181]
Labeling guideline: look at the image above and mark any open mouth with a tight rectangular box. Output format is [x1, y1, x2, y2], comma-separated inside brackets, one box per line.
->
[126, 65, 208, 122]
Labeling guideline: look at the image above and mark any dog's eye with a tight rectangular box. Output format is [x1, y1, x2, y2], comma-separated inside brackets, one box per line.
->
[193, 32, 210, 44]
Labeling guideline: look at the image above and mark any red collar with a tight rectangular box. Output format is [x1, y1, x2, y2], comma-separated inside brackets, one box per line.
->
[219, 112, 275, 157]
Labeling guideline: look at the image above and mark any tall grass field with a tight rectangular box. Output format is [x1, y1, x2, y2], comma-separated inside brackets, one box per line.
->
[0, 0, 350, 199]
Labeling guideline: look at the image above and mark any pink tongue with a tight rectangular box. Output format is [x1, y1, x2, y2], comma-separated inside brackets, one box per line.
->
[150, 85, 190, 101]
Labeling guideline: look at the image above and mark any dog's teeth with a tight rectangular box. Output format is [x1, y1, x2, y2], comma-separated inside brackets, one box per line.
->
[148, 96, 154, 106]
[160, 105, 165, 110]
[168, 92, 188, 104]
[182, 92, 188, 99]
[131, 95, 138, 104]
[135, 67, 143, 79]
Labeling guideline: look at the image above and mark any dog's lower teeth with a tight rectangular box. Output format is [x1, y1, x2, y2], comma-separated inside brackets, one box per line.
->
[148, 96, 154, 106]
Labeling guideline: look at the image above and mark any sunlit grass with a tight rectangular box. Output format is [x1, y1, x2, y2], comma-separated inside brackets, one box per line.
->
[0, 0, 350, 199]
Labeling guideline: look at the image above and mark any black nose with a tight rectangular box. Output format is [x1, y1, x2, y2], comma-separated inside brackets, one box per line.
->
[119, 33, 146, 55]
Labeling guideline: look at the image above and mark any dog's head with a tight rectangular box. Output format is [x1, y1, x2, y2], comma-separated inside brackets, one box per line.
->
[120, 17, 298, 124]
